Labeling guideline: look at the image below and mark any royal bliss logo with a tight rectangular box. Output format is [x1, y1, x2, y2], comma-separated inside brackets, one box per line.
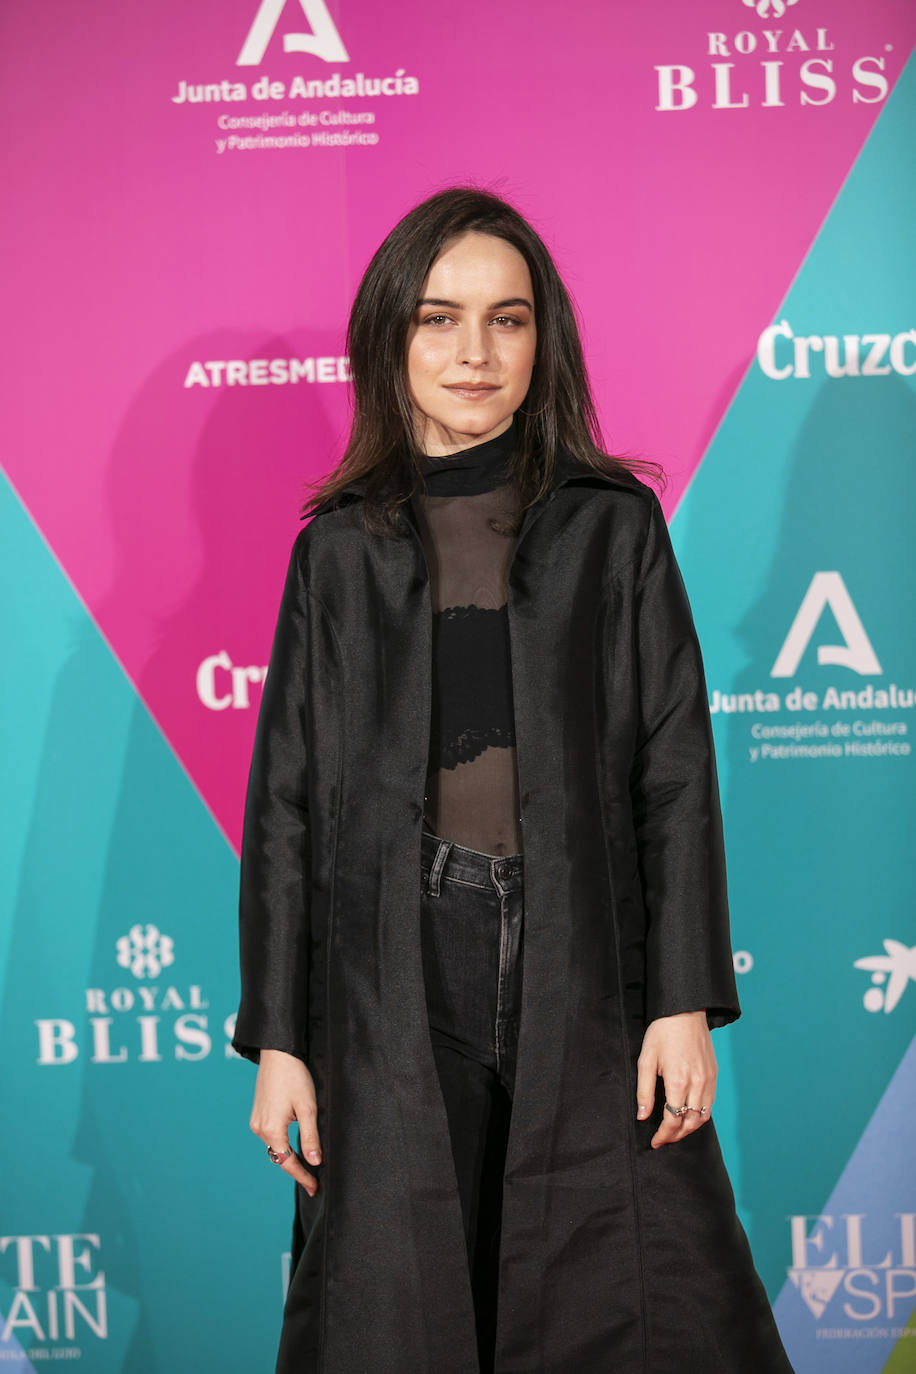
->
[745, 0, 798, 15]
[34, 930, 239, 1066]
[656, 0, 891, 112]
[116, 923, 175, 978]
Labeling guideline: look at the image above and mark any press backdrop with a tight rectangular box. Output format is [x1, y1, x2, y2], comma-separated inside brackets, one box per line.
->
[2, 2, 915, 1370]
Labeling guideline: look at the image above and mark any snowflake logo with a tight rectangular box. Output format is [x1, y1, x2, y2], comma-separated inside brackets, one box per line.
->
[116, 924, 175, 979]
[743, 0, 799, 18]
[854, 940, 916, 1013]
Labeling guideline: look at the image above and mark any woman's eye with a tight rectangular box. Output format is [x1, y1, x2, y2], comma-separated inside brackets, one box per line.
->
[491, 315, 521, 328]
[421, 314, 451, 326]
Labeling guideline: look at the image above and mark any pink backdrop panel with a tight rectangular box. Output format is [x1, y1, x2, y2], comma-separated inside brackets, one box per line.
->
[3, 0, 914, 847]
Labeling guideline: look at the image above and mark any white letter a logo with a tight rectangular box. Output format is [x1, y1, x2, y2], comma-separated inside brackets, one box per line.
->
[770, 572, 881, 678]
[237, 0, 350, 66]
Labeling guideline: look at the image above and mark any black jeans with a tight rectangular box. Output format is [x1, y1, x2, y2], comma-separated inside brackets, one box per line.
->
[420, 825, 525, 1374]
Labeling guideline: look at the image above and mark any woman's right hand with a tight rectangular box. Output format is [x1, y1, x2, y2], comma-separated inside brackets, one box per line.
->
[250, 1048, 322, 1196]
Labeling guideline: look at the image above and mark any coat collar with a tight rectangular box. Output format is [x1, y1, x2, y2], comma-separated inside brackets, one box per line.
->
[314, 448, 631, 517]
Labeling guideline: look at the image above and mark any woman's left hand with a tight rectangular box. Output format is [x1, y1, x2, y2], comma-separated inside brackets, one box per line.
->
[636, 1011, 717, 1149]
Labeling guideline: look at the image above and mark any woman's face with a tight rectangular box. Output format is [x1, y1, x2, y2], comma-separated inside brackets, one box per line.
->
[406, 232, 537, 456]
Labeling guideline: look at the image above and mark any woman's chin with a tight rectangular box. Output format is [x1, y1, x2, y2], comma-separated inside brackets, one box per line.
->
[419, 412, 514, 455]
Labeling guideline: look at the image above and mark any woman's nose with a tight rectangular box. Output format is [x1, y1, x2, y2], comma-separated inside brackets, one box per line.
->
[458, 322, 489, 368]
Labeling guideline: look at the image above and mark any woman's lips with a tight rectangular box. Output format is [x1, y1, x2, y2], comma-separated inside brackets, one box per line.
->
[444, 384, 499, 401]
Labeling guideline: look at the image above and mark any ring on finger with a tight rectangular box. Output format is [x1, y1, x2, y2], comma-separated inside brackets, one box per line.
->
[685, 1105, 709, 1117]
[267, 1143, 293, 1165]
[664, 1102, 689, 1119]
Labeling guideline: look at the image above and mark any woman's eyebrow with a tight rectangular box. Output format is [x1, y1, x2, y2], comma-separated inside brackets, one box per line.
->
[416, 297, 533, 310]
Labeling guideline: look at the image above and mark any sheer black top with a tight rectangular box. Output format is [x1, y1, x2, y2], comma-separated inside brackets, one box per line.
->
[410, 423, 524, 857]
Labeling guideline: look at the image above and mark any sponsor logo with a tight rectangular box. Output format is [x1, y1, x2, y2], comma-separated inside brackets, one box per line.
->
[116, 923, 175, 979]
[707, 573, 913, 764]
[854, 941, 916, 1014]
[0, 1234, 107, 1355]
[757, 322, 916, 380]
[734, 950, 754, 974]
[655, 0, 892, 112]
[34, 932, 238, 1066]
[770, 573, 881, 679]
[171, 72, 416, 105]
[788, 1213, 916, 1326]
[197, 653, 267, 711]
[237, 0, 350, 67]
[183, 356, 351, 389]
[744, 0, 798, 17]
[169, 0, 418, 154]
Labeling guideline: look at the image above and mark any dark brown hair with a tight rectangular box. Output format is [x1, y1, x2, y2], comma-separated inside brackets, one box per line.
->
[304, 187, 663, 534]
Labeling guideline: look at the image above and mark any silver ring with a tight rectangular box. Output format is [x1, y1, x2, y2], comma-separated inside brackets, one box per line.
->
[685, 1106, 709, 1117]
[267, 1143, 293, 1165]
[664, 1102, 688, 1119]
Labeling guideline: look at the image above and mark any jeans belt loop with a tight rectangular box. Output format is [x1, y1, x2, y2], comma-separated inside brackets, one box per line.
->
[428, 838, 452, 897]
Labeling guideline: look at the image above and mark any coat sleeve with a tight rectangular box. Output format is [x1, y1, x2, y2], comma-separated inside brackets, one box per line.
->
[233, 532, 313, 1064]
[629, 493, 740, 1030]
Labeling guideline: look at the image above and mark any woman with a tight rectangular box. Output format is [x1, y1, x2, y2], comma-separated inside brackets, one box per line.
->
[234, 188, 793, 1373]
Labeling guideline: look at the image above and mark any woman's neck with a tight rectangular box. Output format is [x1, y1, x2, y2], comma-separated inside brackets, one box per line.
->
[418, 421, 516, 496]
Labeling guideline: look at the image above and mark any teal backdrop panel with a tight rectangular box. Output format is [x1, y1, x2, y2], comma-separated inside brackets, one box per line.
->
[0, 471, 291, 1370]
[671, 49, 916, 1374]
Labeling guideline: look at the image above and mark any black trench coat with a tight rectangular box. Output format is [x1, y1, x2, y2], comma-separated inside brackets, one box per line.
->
[234, 457, 792, 1373]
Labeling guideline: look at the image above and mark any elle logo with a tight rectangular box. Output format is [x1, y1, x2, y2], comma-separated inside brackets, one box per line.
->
[237, 0, 349, 66]
[788, 1214, 916, 1322]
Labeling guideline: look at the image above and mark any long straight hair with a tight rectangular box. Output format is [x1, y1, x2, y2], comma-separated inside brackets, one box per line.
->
[304, 187, 663, 534]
